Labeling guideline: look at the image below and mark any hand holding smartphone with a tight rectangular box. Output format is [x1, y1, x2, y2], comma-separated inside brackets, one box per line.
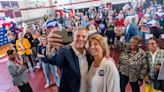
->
[47, 30, 73, 53]
[54, 31, 73, 45]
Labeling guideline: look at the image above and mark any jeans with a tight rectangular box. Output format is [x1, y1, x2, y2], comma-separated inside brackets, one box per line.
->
[120, 73, 140, 92]
[42, 62, 60, 87]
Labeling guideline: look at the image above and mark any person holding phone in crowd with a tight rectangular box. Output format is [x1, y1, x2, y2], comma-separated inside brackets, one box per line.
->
[46, 26, 93, 92]
[37, 34, 60, 88]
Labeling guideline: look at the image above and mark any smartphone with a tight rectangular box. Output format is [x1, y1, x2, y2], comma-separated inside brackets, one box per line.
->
[54, 31, 73, 45]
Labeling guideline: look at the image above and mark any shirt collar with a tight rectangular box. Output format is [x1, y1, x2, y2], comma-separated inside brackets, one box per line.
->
[71, 44, 86, 57]
[149, 49, 159, 56]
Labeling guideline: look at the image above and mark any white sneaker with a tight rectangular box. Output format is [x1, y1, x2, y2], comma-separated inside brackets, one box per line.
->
[44, 82, 52, 88]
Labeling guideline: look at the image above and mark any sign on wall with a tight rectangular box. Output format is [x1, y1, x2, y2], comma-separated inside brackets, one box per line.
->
[0, 28, 8, 46]
[1, 1, 21, 18]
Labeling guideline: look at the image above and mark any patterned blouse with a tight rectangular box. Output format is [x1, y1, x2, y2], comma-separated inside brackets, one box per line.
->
[116, 41, 147, 82]
[146, 49, 164, 80]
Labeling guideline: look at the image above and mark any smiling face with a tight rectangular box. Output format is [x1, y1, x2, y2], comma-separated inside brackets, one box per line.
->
[73, 29, 88, 50]
[129, 36, 141, 51]
[40, 36, 47, 46]
[89, 39, 103, 57]
[18, 32, 24, 39]
[89, 34, 109, 58]
[130, 38, 139, 50]
[147, 39, 158, 52]
[8, 50, 16, 60]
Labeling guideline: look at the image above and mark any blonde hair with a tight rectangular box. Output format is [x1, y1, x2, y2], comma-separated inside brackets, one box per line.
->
[89, 34, 109, 57]
[18, 32, 24, 38]
[40, 34, 47, 40]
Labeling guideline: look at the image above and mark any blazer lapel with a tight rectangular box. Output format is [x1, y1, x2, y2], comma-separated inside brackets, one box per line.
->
[68, 46, 81, 77]
[155, 51, 161, 64]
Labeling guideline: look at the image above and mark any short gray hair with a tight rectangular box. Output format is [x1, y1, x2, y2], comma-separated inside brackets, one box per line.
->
[73, 26, 88, 37]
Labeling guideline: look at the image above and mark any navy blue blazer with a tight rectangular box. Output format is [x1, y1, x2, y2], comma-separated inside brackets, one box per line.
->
[125, 23, 142, 43]
[47, 45, 93, 92]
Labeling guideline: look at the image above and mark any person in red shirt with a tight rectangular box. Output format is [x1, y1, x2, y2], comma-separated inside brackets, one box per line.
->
[115, 15, 124, 27]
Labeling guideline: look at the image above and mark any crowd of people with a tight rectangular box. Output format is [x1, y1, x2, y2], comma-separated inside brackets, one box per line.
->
[5, 0, 164, 92]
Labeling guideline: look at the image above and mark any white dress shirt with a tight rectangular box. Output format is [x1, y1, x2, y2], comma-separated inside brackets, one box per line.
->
[72, 45, 88, 92]
[126, 24, 130, 35]
[150, 50, 158, 64]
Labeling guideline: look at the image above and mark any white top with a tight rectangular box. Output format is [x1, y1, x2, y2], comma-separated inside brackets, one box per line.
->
[72, 45, 88, 92]
[126, 24, 130, 35]
[150, 50, 158, 64]
[87, 57, 120, 92]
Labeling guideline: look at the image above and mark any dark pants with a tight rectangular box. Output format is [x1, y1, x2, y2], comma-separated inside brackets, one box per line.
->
[106, 30, 115, 45]
[161, 80, 164, 91]
[153, 80, 164, 91]
[120, 73, 140, 92]
[31, 47, 37, 61]
[22, 54, 33, 68]
[18, 82, 33, 92]
[26, 55, 33, 67]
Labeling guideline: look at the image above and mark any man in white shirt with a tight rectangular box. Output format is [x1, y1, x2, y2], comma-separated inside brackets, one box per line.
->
[46, 26, 93, 92]
[146, 38, 164, 92]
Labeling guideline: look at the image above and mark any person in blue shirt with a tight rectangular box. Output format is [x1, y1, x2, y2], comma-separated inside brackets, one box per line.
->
[37, 34, 60, 88]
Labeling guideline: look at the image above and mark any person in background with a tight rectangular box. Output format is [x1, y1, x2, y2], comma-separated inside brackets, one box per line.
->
[33, 31, 41, 51]
[33, 31, 42, 69]
[63, 15, 74, 30]
[124, 16, 142, 43]
[115, 14, 124, 27]
[37, 34, 60, 88]
[24, 27, 36, 64]
[88, 18, 100, 34]
[98, 18, 106, 36]
[139, 14, 150, 46]
[74, 16, 81, 27]
[16, 32, 33, 69]
[88, 7, 97, 19]
[10, 34, 17, 50]
[105, 16, 115, 47]
[145, 38, 164, 92]
[87, 34, 120, 92]
[7, 49, 33, 92]
[115, 35, 147, 92]
[24, 27, 34, 48]
[81, 15, 89, 28]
